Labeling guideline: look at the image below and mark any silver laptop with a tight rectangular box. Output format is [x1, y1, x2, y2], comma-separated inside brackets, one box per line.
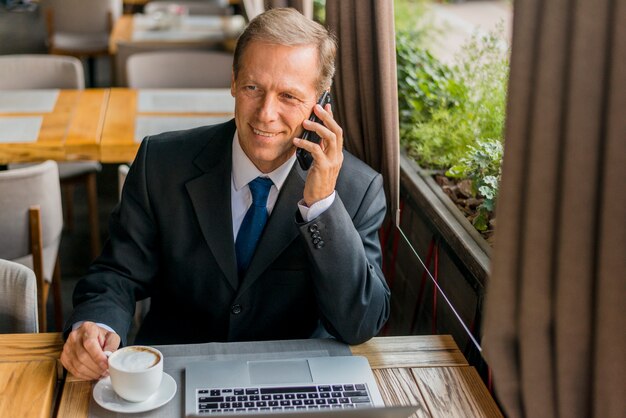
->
[188, 406, 420, 417]
[185, 356, 414, 417]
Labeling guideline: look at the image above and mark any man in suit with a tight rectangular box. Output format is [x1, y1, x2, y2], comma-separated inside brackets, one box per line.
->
[61, 8, 390, 381]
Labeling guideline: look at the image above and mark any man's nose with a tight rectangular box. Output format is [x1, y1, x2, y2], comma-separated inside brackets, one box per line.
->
[257, 94, 279, 121]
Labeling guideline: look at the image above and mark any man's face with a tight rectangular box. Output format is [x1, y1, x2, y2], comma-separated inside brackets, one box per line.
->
[231, 41, 320, 173]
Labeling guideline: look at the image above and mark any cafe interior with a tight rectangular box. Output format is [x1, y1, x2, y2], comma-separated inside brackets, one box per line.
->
[0, 0, 623, 417]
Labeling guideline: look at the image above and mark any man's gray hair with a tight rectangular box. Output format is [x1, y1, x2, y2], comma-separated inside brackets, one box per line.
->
[233, 8, 337, 93]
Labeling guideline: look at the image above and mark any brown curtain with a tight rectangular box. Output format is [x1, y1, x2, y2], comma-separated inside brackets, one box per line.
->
[325, 0, 400, 225]
[482, 0, 625, 417]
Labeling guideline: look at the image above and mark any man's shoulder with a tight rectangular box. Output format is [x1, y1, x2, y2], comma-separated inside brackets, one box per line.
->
[333, 150, 385, 218]
[338, 150, 381, 186]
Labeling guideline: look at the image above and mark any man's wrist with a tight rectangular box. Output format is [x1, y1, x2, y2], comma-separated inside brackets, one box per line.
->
[298, 191, 336, 221]
[72, 321, 117, 334]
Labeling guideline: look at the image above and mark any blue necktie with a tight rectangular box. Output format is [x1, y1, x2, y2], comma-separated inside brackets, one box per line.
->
[235, 177, 273, 277]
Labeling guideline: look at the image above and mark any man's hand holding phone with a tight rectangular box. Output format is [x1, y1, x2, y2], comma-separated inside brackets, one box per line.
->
[293, 92, 344, 207]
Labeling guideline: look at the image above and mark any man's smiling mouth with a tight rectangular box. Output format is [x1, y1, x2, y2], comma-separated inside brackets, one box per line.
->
[253, 127, 279, 137]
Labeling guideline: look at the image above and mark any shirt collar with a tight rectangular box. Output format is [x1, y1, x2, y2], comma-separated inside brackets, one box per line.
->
[232, 131, 296, 192]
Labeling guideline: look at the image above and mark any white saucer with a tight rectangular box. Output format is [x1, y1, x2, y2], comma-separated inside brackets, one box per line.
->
[93, 372, 177, 413]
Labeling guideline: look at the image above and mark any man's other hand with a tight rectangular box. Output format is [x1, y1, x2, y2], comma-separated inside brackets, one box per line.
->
[61, 321, 121, 380]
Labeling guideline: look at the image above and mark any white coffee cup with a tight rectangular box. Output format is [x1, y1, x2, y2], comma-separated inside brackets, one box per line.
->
[107, 346, 163, 402]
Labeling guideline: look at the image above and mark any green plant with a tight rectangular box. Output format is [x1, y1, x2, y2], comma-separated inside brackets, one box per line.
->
[447, 138, 503, 230]
[394, 0, 435, 34]
[313, 0, 325, 24]
[397, 31, 470, 168]
[396, 22, 510, 235]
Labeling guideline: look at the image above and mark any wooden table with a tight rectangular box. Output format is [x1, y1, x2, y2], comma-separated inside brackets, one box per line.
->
[0, 333, 64, 418]
[0, 89, 109, 165]
[0, 333, 501, 417]
[100, 88, 235, 163]
[110, 14, 244, 54]
[0, 88, 235, 165]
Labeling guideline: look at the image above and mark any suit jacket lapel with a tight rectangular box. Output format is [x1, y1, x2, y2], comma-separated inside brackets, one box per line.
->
[239, 163, 306, 294]
[185, 121, 239, 291]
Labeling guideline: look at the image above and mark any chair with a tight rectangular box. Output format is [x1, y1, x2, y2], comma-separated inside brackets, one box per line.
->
[144, 0, 230, 16]
[118, 163, 129, 199]
[0, 54, 84, 88]
[115, 41, 225, 87]
[241, 0, 264, 21]
[0, 259, 39, 334]
[241, 1, 313, 21]
[0, 54, 102, 260]
[126, 50, 233, 88]
[39, 0, 122, 86]
[0, 161, 64, 332]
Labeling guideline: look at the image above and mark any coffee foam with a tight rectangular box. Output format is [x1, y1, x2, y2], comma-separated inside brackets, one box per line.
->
[110, 347, 160, 371]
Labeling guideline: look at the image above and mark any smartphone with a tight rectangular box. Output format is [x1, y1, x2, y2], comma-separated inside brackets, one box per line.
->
[296, 91, 332, 170]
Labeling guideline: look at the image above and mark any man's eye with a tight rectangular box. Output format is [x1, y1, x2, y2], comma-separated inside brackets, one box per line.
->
[245, 86, 257, 91]
[281, 93, 298, 101]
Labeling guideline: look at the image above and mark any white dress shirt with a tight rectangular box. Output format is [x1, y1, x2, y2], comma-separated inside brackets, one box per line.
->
[230, 131, 335, 239]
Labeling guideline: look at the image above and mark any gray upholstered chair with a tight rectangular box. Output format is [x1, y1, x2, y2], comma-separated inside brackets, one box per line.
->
[241, 0, 313, 20]
[39, 0, 122, 85]
[0, 259, 39, 334]
[0, 161, 64, 331]
[115, 42, 224, 87]
[241, 0, 264, 20]
[126, 50, 233, 88]
[117, 163, 129, 200]
[144, 0, 230, 16]
[0, 54, 84, 88]
[0, 54, 102, 260]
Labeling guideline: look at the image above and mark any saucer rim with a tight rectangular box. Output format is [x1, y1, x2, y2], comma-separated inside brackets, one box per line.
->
[92, 371, 177, 413]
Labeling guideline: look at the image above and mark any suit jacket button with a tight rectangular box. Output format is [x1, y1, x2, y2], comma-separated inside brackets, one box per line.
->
[311, 232, 321, 239]
[231, 304, 242, 315]
[313, 238, 321, 245]
[308, 224, 319, 233]
[315, 241, 325, 249]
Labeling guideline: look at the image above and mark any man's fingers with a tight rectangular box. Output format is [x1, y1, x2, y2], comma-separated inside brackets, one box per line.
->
[310, 104, 343, 154]
[314, 104, 341, 137]
[294, 136, 325, 163]
[83, 335, 108, 369]
[61, 335, 105, 380]
[60, 322, 120, 381]
[102, 332, 121, 353]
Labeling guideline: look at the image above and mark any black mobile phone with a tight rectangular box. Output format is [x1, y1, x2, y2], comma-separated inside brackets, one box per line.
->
[296, 91, 332, 170]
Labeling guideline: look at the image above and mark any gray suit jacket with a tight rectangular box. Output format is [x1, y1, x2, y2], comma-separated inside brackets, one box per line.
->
[67, 120, 390, 346]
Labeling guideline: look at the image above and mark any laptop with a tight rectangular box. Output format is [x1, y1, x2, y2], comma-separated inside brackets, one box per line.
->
[188, 406, 420, 417]
[184, 356, 417, 417]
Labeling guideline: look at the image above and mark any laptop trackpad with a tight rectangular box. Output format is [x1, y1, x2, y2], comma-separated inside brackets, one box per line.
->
[248, 359, 313, 385]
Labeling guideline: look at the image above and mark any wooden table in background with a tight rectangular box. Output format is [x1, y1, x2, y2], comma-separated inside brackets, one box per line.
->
[109, 14, 241, 54]
[100, 88, 235, 163]
[0, 89, 109, 164]
[0, 88, 236, 165]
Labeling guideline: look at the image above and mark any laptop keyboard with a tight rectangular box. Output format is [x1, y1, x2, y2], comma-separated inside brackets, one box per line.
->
[196, 384, 373, 414]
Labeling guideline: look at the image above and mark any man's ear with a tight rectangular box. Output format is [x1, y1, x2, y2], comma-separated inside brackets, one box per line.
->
[230, 71, 236, 97]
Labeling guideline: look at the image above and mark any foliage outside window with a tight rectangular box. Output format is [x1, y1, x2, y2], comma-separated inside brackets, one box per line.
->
[395, 0, 510, 242]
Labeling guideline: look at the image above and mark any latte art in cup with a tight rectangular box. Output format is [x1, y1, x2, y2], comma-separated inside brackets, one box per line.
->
[107, 346, 164, 402]
[109, 347, 160, 371]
